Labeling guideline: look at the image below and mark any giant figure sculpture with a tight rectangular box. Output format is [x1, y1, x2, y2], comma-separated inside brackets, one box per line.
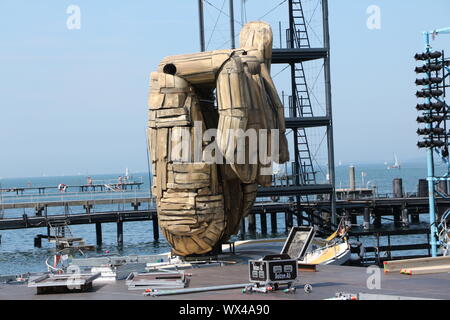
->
[147, 22, 290, 256]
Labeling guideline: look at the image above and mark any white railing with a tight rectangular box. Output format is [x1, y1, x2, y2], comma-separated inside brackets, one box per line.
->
[0, 189, 151, 205]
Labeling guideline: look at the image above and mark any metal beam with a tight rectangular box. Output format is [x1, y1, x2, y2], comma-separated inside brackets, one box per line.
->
[257, 184, 334, 197]
[428, 27, 450, 35]
[198, 0, 205, 52]
[229, 0, 235, 49]
[285, 116, 331, 129]
[322, 0, 337, 226]
[423, 31, 438, 257]
[272, 48, 328, 64]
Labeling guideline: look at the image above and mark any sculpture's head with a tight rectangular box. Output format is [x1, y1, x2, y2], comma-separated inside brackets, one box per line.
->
[239, 21, 273, 63]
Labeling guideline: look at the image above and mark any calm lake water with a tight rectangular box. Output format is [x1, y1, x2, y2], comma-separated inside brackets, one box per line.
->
[0, 161, 444, 275]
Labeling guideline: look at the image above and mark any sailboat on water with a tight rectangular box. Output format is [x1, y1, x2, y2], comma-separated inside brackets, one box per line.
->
[387, 154, 401, 170]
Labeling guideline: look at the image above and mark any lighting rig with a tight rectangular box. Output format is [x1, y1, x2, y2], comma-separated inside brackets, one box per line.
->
[416, 51, 450, 154]
[414, 28, 450, 257]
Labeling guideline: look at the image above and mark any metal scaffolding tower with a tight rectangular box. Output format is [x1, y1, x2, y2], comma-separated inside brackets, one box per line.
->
[272, 0, 336, 227]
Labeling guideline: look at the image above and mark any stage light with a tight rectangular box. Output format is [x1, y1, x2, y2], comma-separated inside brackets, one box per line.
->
[414, 48, 448, 154]
[417, 115, 445, 123]
[416, 90, 444, 98]
[415, 51, 442, 61]
[415, 77, 443, 86]
[417, 128, 446, 135]
[417, 140, 446, 149]
[416, 102, 445, 111]
[415, 63, 444, 73]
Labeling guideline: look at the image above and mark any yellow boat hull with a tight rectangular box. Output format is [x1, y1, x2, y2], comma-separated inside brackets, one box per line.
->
[303, 240, 351, 265]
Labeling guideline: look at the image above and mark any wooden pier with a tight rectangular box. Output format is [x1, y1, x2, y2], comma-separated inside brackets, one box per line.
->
[0, 177, 448, 264]
[0, 195, 441, 264]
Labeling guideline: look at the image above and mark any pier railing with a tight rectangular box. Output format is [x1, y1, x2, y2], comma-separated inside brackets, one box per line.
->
[0, 189, 152, 206]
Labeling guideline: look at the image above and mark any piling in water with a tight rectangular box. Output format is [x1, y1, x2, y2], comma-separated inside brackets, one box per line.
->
[349, 166, 356, 191]
[393, 179, 404, 198]
[95, 223, 102, 247]
[418, 179, 428, 197]
[363, 207, 370, 230]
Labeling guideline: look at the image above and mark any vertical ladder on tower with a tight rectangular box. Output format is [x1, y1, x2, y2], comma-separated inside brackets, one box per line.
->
[288, 0, 317, 186]
[291, 0, 311, 49]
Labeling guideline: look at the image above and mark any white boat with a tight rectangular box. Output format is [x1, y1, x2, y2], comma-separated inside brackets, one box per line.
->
[301, 222, 355, 266]
[303, 239, 352, 265]
[387, 154, 401, 170]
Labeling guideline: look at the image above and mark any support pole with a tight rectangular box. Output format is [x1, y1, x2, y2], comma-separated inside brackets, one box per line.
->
[288, 0, 294, 49]
[149, 283, 252, 297]
[393, 207, 402, 228]
[373, 211, 382, 229]
[322, 0, 337, 226]
[152, 213, 159, 241]
[411, 211, 421, 224]
[287, 0, 303, 233]
[402, 207, 409, 227]
[34, 236, 42, 248]
[363, 207, 371, 230]
[350, 212, 357, 226]
[198, 0, 206, 52]
[117, 221, 123, 248]
[286, 210, 294, 231]
[279, 21, 282, 49]
[95, 223, 102, 247]
[229, 0, 235, 49]
[247, 215, 256, 233]
[376, 233, 381, 266]
[285, 212, 289, 232]
[271, 213, 278, 233]
[261, 213, 267, 235]
[240, 218, 246, 240]
[423, 31, 438, 257]
[290, 210, 295, 228]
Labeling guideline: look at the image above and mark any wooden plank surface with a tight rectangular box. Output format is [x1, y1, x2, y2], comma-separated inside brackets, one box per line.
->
[384, 256, 450, 273]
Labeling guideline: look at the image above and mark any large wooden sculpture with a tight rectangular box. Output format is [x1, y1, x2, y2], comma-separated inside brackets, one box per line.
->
[147, 22, 290, 256]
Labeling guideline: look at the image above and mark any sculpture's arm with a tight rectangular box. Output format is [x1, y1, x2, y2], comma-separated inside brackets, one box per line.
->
[215, 55, 265, 184]
[260, 64, 290, 164]
[158, 49, 242, 86]
[240, 22, 290, 164]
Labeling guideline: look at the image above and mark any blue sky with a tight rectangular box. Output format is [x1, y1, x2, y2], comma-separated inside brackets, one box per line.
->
[0, 0, 450, 178]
